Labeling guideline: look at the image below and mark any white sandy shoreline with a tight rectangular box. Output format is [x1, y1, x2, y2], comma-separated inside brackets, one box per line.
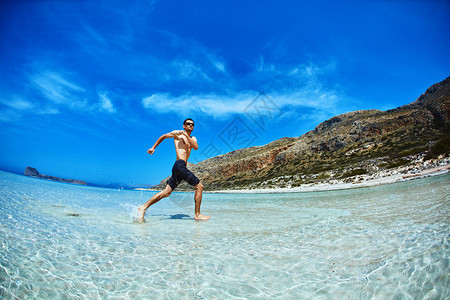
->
[134, 159, 450, 194]
[207, 164, 450, 194]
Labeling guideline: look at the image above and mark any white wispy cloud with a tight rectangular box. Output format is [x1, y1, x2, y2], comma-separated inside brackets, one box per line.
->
[142, 93, 251, 118]
[142, 88, 341, 119]
[29, 71, 86, 106]
[0, 92, 61, 123]
[212, 59, 226, 73]
[0, 65, 123, 123]
[64, 15, 232, 96]
[98, 92, 116, 113]
[0, 96, 34, 110]
[142, 61, 345, 119]
[25, 67, 122, 115]
[172, 59, 212, 82]
[36, 107, 60, 115]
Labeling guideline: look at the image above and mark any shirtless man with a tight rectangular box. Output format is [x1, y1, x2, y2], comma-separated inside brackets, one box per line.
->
[137, 118, 210, 222]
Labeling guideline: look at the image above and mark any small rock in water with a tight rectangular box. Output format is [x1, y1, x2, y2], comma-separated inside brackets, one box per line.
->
[65, 213, 81, 217]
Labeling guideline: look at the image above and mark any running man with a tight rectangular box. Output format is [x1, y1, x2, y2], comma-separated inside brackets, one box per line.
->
[138, 118, 210, 222]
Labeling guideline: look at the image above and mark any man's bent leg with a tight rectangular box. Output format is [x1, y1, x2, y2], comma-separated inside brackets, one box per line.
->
[194, 182, 210, 220]
[138, 184, 173, 222]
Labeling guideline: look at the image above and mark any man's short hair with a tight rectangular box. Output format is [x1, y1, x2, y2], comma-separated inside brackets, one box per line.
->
[183, 118, 194, 125]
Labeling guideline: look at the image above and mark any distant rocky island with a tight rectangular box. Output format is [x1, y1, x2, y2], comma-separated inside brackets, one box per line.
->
[24, 167, 87, 185]
[155, 76, 450, 191]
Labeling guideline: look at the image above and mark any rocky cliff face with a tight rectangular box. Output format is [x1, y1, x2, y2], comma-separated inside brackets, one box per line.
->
[156, 77, 450, 190]
[24, 167, 87, 185]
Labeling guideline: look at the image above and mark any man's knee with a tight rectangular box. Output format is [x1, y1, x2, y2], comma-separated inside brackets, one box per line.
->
[195, 182, 204, 191]
[161, 191, 171, 198]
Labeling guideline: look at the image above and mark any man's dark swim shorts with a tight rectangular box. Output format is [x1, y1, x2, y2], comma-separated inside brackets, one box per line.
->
[167, 159, 200, 190]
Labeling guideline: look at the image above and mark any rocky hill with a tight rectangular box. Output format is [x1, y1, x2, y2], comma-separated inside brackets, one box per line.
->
[24, 167, 87, 185]
[157, 77, 450, 191]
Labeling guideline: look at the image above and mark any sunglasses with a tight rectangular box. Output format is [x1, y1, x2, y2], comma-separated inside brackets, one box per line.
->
[185, 122, 194, 126]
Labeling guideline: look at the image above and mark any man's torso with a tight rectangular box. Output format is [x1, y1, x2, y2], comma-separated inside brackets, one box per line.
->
[174, 134, 191, 162]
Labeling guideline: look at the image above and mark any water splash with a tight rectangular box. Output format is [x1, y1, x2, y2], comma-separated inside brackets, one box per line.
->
[119, 202, 141, 222]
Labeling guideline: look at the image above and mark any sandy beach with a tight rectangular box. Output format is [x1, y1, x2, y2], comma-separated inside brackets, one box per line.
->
[210, 158, 450, 194]
[134, 157, 449, 194]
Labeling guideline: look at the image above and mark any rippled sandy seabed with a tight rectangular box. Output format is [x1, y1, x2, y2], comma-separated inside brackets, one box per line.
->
[0, 171, 448, 299]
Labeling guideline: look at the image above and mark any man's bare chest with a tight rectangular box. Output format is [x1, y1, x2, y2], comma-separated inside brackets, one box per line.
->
[175, 137, 191, 150]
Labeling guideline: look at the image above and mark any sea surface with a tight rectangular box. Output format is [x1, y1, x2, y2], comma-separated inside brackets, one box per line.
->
[0, 171, 449, 299]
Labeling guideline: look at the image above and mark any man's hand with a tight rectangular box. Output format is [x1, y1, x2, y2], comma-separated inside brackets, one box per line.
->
[147, 148, 155, 155]
[180, 130, 198, 150]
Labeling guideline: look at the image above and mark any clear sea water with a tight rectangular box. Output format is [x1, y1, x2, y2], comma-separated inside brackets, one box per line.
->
[0, 170, 449, 299]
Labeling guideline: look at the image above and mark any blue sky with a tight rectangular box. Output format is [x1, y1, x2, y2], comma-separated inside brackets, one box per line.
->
[0, 0, 449, 187]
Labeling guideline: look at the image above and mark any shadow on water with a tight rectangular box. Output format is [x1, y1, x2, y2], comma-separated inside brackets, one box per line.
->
[65, 213, 81, 217]
[168, 214, 191, 220]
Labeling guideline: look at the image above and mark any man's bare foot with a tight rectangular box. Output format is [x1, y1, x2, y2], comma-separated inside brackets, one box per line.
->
[194, 213, 210, 221]
[137, 206, 146, 222]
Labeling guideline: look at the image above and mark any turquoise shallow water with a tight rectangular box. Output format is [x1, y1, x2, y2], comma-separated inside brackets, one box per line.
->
[0, 171, 449, 299]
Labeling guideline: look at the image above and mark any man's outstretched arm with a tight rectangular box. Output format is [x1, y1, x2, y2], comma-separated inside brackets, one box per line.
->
[147, 131, 176, 154]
